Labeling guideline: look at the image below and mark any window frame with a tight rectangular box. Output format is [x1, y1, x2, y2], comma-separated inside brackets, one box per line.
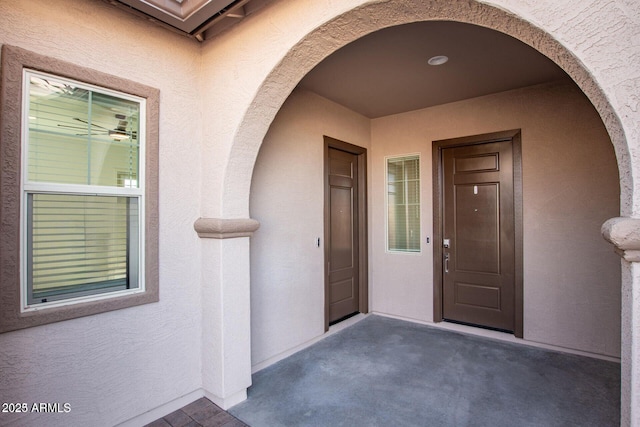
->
[21, 70, 146, 310]
[0, 45, 159, 333]
[385, 153, 421, 254]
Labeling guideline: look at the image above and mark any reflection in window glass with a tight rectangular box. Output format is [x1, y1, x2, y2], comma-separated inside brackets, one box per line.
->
[23, 70, 144, 307]
[27, 74, 140, 187]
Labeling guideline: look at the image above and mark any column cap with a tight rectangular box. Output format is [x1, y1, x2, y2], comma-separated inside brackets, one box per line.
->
[194, 217, 260, 239]
[602, 217, 640, 262]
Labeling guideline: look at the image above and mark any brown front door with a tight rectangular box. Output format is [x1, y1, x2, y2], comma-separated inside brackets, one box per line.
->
[324, 137, 368, 329]
[327, 146, 359, 324]
[440, 136, 518, 332]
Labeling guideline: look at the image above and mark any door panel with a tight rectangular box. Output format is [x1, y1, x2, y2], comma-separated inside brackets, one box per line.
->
[329, 186, 353, 270]
[327, 147, 359, 323]
[455, 282, 501, 309]
[442, 140, 515, 331]
[455, 183, 499, 273]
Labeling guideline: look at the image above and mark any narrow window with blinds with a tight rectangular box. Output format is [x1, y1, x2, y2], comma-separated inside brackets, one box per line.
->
[22, 70, 145, 307]
[387, 155, 420, 252]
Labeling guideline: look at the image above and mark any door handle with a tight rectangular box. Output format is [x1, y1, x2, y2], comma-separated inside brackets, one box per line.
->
[444, 252, 449, 273]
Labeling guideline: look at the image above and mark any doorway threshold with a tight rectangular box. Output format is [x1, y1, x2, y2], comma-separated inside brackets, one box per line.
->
[443, 318, 513, 334]
[374, 312, 620, 363]
[328, 312, 366, 332]
[329, 311, 360, 327]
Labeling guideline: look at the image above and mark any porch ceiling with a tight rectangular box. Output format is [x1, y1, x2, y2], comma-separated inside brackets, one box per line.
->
[298, 21, 571, 118]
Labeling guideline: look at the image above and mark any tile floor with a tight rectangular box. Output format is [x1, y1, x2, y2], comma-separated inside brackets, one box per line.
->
[145, 398, 248, 427]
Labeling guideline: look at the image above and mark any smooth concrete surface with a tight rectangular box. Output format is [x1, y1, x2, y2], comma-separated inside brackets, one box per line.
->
[229, 315, 620, 427]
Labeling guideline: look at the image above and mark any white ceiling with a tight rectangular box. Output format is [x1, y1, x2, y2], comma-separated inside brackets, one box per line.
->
[107, 3, 570, 118]
[297, 21, 570, 118]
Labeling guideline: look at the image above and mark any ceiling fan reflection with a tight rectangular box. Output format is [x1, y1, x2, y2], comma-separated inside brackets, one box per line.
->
[57, 114, 137, 140]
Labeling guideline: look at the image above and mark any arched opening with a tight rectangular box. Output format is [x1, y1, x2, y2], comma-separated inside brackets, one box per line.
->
[219, 0, 629, 419]
[221, 2, 630, 219]
[249, 18, 621, 365]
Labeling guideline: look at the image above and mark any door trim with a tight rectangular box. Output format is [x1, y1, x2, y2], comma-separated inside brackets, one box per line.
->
[432, 130, 523, 338]
[324, 136, 368, 331]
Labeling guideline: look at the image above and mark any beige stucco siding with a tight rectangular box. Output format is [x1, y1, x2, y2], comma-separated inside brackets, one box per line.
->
[250, 80, 620, 367]
[371, 81, 620, 357]
[0, 0, 204, 425]
[250, 89, 371, 366]
[1, 0, 638, 425]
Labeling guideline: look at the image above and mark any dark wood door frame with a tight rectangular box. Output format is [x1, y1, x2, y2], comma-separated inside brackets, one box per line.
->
[432, 130, 523, 338]
[324, 136, 368, 331]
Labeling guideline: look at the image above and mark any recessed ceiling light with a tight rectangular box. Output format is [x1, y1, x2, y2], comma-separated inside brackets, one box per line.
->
[428, 55, 449, 66]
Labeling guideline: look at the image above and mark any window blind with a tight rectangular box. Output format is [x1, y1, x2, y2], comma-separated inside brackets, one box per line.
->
[387, 156, 420, 252]
[23, 70, 144, 306]
[27, 194, 139, 304]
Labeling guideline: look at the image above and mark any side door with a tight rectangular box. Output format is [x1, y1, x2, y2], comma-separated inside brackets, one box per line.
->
[326, 146, 360, 324]
[324, 137, 368, 330]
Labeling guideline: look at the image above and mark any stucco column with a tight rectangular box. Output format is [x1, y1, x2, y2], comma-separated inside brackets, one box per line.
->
[602, 217, 640, 426]
[194, 218, 259, 409]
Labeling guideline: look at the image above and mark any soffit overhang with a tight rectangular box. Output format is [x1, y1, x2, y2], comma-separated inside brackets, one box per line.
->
[107, 0, 249, 40]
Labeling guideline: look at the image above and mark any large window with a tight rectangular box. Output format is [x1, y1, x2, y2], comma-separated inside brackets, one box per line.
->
[0, 45, 158, 333]
[23, 71, 144, 307]
[387, 155, 420, 252]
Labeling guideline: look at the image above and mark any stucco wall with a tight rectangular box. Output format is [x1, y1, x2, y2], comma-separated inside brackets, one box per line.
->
[0, 1, 204, 425]
[250, 89, 371, 366]
[251, 81, 620, 365]
[1, 0, 638, 424]
[371, 81, 621, 357]
[202, 0, 638, 422]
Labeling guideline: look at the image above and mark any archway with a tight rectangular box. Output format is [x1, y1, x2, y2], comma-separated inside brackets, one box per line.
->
[221, 0, 630, 218]
[210, 0, 633, 421]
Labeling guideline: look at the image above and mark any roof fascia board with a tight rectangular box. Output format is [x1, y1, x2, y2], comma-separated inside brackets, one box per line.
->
[115, 0, 236, 33]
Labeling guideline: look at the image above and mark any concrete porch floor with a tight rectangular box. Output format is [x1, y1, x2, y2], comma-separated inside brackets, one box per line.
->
[148, 315, 620, 427]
